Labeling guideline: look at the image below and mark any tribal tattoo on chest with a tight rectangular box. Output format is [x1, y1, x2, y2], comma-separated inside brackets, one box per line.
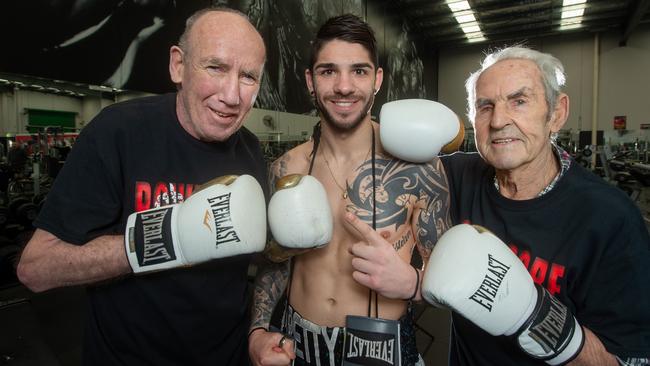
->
[346, 156, 450, 254]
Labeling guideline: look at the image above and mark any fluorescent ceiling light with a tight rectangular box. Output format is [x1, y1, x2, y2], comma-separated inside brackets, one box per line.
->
[563, 0, 586, 5]
[561, 17, 583, 25]
[562, 8, 584, 18]
[454, 12, 476, 24]
[447, 0, 485, 42]
[447, 0, 471, 12]
[465, 31, 484, 38]
[560, 0, 586, 30]
[461, 24, 481, 33]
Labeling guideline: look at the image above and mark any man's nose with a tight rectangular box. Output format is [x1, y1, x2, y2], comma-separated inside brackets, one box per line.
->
[490, 102, 512, 129]
[333, 73, 354, 95]
[219, 72, 241, 106]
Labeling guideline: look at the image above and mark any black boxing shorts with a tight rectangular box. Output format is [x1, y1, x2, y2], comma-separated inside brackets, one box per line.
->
[282, 304, 423, 366]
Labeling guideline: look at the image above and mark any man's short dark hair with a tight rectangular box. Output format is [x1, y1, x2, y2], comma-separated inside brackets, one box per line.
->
[309, 14, 378, 70]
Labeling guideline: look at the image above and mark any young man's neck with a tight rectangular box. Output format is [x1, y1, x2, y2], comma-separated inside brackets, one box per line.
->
[319, 117, 375, 162]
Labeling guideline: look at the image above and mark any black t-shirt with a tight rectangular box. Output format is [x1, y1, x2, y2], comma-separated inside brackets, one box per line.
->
[441, 152, 650, 366]
[35, 93, 269, 366]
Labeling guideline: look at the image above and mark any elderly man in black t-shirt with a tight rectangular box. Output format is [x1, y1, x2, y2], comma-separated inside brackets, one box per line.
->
[17, 7, 269, 366]
[439, 46, 650, 365]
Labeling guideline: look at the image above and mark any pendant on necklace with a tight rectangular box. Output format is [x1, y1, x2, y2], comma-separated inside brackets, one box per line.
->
[342, 191, 348, 200]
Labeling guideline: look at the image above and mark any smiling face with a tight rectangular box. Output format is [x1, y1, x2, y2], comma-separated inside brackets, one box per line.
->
[472, 59, 567, 172]
[306, 39, 383, 131]
[169, 11, 266, 142]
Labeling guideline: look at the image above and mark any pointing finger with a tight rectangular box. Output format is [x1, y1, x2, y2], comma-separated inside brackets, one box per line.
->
[344, 212, 384, 245]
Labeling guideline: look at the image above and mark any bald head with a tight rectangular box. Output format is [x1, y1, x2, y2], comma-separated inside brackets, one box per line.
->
[178, 7, 265, 60]
[168, 6, 267, 142]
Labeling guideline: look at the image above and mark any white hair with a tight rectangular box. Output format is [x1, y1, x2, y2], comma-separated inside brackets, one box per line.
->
[465, 46, 566, 124]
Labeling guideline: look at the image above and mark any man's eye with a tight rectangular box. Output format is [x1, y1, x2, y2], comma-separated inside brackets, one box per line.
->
[354, 69, 367, 75]
[241, 74, 257, 86]
[320, 69, 334, 76]
[478, 105, 493, 113]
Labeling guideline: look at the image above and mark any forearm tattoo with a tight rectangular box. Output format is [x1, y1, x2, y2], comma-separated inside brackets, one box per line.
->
[250, 260, 290, 330]
[250, 155, 292, 331]
[346, 156, 451, 257]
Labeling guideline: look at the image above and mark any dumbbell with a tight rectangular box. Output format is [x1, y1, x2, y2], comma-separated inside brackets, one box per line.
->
[8, 196, 38, 227]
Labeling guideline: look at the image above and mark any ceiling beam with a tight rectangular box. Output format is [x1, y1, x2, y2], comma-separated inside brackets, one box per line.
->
[418, 9, 626, 35]
[403, 0, 625, 24]
[421, 15, 626, 45]
[620, 0, 650, 46]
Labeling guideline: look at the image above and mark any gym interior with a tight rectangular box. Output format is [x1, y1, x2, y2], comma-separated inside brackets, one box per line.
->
[1, 1, 649, 365]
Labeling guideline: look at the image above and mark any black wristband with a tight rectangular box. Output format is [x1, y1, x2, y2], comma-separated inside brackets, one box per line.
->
[248, 326, 267, 339]
[407, 267, 420, 301]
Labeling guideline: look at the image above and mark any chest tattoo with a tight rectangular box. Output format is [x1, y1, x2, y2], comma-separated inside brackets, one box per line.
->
[346, 157, 448, 248]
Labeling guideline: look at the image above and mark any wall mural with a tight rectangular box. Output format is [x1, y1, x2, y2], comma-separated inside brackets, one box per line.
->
[0, 0, 434, 115]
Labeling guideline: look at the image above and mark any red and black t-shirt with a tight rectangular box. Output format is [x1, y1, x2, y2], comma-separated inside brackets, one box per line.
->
[441, 152, 650, 366]
[35, 93, 268, 366]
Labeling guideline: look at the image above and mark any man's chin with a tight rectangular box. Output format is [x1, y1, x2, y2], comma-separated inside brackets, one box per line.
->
[323, 111, 367, 130]
[318, 97, 372, 131]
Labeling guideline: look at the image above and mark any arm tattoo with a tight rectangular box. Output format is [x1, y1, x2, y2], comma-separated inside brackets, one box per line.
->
[251, 154, 292, 331]
[346, 156, 451, 258]
[416, 158, 452, 258]
[269, 154, 290, 191]
[250, 260, 290, 330]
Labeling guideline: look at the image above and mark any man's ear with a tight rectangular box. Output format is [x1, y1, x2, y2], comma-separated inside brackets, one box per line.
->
[305, 68, 314, 95]
[374, 67, 384, 94]
[169, 45, 184, 84]
[549, 93, 569, 133]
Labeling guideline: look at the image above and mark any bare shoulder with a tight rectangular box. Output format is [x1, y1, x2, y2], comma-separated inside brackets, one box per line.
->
[269, 141, 314, 182]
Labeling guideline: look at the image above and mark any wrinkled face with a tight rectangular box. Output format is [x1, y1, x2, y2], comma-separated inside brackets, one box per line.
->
[472, 59, 565, 171]
[170, 12, 265, 142]
[306, 39, 383, 131]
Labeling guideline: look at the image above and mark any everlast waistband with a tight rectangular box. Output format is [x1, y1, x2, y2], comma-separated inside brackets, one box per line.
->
[282, 305, 420, 366]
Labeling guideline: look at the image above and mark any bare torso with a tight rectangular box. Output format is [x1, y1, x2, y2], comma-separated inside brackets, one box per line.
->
[271, 126, 449, 327]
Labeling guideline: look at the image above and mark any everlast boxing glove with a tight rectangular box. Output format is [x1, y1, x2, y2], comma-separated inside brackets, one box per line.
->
[125, 174, 267, 273]
[421, 224, 585, 365]
[265, 174, 333, 262]
[379, 99, 464, 163]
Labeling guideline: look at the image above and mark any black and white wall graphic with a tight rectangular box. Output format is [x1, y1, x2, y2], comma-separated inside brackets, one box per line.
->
[0, 0, 437, 115]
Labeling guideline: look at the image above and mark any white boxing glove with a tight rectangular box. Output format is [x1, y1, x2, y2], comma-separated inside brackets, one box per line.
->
[422, 224, 584, 365]
[379, 99, 464, 163]
[125, 174, 267, 273]
[265, 174, 333, 262]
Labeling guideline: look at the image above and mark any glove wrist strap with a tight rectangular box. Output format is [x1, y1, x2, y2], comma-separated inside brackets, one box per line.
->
[515, 286, 585, 365]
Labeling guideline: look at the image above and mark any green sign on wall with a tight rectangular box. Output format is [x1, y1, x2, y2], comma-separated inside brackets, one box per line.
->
[26, 109, 76, 133]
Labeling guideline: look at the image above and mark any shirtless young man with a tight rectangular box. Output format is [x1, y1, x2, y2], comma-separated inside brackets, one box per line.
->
[248, 14, 452, 366]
